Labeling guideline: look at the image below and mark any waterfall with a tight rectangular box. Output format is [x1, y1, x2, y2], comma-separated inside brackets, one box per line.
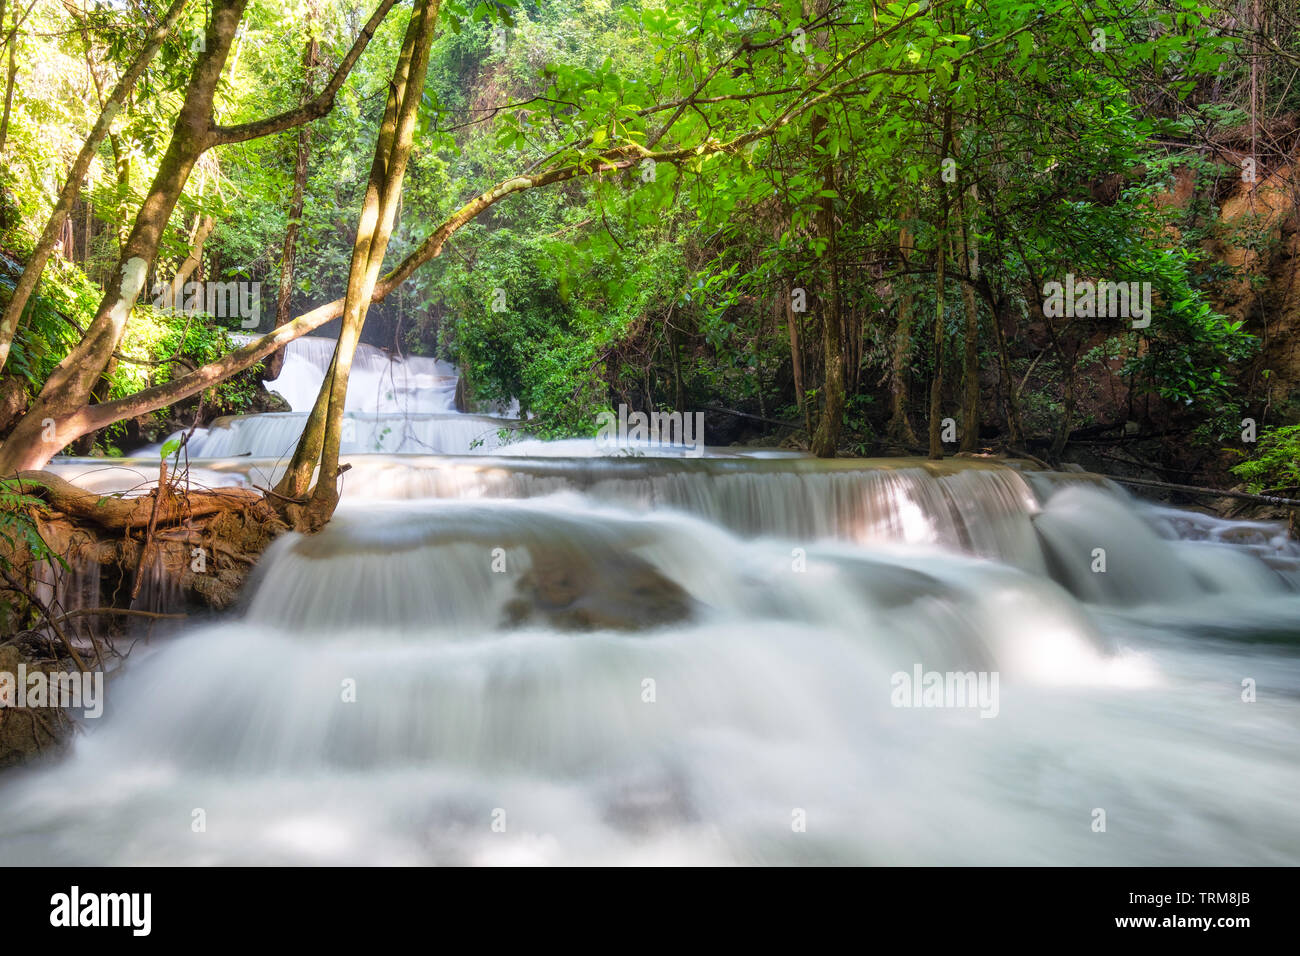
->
[44, 452, 1300, 594]
[24, 336, 1300, 865]
[173, 412, 508, 459]
[133, 336, 506, 459]
[260, 336, 459, 415]
[4, 480, 1300, 865]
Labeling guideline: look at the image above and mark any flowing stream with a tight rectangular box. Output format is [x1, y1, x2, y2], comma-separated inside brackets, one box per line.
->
[5, 337, 1300, 865]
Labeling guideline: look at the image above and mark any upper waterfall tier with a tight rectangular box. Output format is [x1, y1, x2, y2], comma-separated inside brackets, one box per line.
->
[163, 412, 509, 458]
[255, 335, 459, 414]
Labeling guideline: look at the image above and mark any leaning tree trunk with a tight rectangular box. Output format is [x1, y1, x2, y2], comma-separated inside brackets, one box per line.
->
[0, 0, 190, 375]
[278, 0, 438, 528]
[0, 0, 249, 475]
[162, 214, 216, 310]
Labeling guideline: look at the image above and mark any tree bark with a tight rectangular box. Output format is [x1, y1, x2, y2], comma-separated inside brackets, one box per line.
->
[785, 283, 805, 423]
[930, 227, 951, 460]
[0, 4, 17, 154]
[987, 289, 1024, 445]
[928, 77, 955, 460]
[888, 207, 917, 445]
[11, 469, 261, 528]
[161, 214, 216, 310]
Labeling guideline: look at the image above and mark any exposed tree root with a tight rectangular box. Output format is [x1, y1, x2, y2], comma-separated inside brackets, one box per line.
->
[10, 470, 265, 530]
[0, 473, 290, 769]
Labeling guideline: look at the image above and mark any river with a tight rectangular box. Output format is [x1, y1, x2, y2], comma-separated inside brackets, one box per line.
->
[4, 337, 1298, 865]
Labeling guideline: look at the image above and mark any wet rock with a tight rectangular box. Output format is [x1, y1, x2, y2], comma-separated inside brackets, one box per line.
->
[249, 387, 292, 414]
[504, 545, 693, 632]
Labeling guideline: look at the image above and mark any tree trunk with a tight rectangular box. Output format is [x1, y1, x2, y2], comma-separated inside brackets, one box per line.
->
[958, 184, 981, 452]
[268, 35, 321, 379]
[275, 352, 334, 499]
[280, 0, 439, 528]
[809, 113, 843, 458]
[0, 6, 17, 154]
[930, 230, 951, 457]
[888, 207, 917, 445]
[928, 83, 955, 460]
[0, 0, 190, 374]
[83, 194, 93, 265]
[161, 214, 216, 310]
[988, 290, 1024, 446]
[786, 283, 805, 420]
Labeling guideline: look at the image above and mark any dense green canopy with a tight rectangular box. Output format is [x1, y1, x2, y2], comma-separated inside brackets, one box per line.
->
[0, 0, 1296, 489]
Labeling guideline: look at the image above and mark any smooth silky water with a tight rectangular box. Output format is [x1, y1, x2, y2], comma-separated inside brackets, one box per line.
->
[5, 338, 1299, 865]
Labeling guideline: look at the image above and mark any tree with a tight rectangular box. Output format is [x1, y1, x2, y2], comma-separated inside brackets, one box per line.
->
[277, 0, 440, 528]
[2, 0, 961, 478]
[0, 0, 397, 475]
[0, 0, 190, 375]
[267, 31, 322, 380]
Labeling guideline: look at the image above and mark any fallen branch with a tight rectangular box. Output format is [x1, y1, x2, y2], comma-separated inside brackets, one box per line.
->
[1106, 475, 1300, 508]
[131, 460, 168, 600]
[48, 608, 188, 626]
[703, 406, 803, 430]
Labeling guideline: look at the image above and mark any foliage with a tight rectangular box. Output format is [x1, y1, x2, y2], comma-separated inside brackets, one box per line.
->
[1231, 425, 1300, 494]
[0, 0, 1294, 474]
[0, 477, 64, 576]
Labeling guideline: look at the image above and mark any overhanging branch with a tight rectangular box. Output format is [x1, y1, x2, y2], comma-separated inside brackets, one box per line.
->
[209, 0, 399, 146]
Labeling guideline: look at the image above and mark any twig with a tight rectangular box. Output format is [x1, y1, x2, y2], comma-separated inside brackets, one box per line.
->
[48, 608, 188, 625]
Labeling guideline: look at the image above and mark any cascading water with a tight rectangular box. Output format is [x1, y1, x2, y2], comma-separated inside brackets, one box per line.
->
[11, 341, 1300, 865]
[133, 336, 505, 460]
[258, 335, 460, 415]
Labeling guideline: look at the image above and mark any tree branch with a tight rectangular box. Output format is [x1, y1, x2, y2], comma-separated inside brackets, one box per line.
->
[209, 0, 398, 146]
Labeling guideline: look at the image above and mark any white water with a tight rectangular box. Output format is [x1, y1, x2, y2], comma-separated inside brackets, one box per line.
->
[136, 336, 498, 460]
[11, 345, 1300, 865]
[261, 335, 459, 415]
